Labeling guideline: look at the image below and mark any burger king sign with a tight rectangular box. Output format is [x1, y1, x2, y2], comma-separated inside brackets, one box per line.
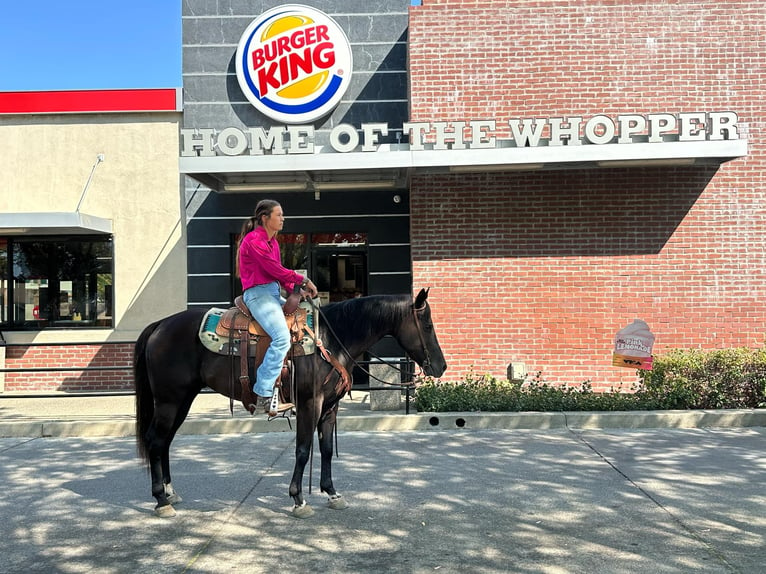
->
[235, 5, 353, 124]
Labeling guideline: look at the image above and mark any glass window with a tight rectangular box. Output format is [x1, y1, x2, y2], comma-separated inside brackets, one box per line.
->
[0, 239, 7, 327]
[280, 232, 308, 270]
[2, 236, 113, 329]
[313, 232, 367, 247]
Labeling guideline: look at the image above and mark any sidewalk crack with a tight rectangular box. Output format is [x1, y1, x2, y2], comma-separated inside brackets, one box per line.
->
[568, 426, 741, 574]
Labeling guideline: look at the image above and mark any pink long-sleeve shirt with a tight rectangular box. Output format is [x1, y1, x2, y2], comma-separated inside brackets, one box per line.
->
[238, 226, 303, 292]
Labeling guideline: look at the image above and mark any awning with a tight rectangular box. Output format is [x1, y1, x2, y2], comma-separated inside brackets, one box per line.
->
[179, 138, 748, 192]
[0, 212, 113, 235]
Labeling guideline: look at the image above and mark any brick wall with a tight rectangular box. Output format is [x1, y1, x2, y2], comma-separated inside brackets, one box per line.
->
[2, 343, 134, 393]
[408, 1, 766, 389]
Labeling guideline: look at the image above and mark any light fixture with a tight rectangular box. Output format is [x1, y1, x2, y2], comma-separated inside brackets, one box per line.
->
[222, 182, 308, 192]
[449, 163, 544, 173]
[597, 158, 696, 168]
[312, 180, 398, 191]
[75, 153, 106, 212]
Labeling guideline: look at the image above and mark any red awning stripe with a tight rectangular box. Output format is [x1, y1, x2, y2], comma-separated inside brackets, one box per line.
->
[0, 88, 181, 114]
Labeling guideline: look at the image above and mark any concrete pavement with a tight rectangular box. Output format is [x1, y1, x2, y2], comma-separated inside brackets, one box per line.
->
[1, 392, 765, 572]
[0, 426, 763, 573]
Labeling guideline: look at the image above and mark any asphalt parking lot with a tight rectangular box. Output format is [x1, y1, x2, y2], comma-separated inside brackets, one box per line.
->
[1, 426, 763, 573]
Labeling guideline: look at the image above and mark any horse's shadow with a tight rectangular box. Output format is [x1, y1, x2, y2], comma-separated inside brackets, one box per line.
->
[61, 433, 298, 516]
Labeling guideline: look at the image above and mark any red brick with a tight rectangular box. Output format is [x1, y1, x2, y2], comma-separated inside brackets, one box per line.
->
[409, 1, 765, 387]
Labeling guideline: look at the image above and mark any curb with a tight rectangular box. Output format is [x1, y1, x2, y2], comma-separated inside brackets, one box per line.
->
[1, 409, 764, 439]
[409, 409, 766, 431]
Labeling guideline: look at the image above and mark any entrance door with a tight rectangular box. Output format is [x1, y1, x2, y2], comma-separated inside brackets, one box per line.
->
[310, 239, 368, 386]
[312, 248, 367, 304]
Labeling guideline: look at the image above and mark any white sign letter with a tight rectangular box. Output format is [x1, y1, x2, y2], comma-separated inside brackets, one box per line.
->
[361, 123, 389, 152]
[248, 127, 286, 155]
[584, 115, 616, 145]
[648, 113, 677, 143]
[287, 126, 314, 154]
[549, 117, 582, 146]
[432, 121, 466, 150]
[402, 122, 431, 151]
[180, 128, 216, 157]
[708, 112, 738, 140]
[617, 115, 646, 144]
[508, 118, 546, 147]
[216, 127, 248, 156]
[679, 113, 707, 141]
[330, 124, 359, 153]
[468, 120, 496, 149]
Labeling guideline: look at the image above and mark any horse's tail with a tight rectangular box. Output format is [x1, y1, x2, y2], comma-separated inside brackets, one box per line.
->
[134, 319, 162, 466]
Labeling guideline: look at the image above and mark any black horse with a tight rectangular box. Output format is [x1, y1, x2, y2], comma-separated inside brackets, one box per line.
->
[134, 288, 447, 518]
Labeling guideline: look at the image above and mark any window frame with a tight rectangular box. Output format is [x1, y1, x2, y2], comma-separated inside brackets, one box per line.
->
[0, 234, 114, 331]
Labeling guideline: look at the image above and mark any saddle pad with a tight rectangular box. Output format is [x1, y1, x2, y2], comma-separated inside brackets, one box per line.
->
[198, 307, 316, 356]
[199, 308, 247, 356]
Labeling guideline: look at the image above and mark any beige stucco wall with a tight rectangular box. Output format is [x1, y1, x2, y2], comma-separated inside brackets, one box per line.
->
[0, 112, 186, 343]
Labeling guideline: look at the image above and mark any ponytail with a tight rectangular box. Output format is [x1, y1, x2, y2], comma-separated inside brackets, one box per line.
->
[235, 217, 256, 279]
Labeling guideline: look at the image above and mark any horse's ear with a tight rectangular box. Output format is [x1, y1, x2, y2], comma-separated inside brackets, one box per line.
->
[414, 287, 429, 309]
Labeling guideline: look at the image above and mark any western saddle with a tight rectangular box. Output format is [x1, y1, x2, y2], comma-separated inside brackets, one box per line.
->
[217, 291, 305, 416]
[215, 290, 351, 417]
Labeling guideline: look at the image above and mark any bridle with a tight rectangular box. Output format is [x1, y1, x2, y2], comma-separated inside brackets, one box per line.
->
[308, 296, 434, 384]
[411, 301, 432, 373]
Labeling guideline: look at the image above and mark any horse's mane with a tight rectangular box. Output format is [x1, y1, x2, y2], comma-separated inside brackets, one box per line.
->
[319, 294, 411, 343]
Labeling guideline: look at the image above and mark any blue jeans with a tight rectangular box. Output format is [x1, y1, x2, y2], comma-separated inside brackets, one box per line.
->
[242, 283, 290, 397]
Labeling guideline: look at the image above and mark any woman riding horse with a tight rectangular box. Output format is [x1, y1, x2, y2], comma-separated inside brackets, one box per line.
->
[236, 199, 318, 415]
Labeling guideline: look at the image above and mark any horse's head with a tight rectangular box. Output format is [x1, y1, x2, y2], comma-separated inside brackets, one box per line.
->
[397, 288, 447, 378]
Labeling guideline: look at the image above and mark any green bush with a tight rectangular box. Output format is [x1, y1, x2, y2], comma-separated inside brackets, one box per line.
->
[414, 371, 661, 412]
[414, 348, 766, 412]
[638, 347, 766, 409]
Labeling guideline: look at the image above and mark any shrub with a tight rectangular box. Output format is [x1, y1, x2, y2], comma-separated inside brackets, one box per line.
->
[414, 370, 664, 412]
[414, 349, 766, 412]
[638, 347, 766, 409]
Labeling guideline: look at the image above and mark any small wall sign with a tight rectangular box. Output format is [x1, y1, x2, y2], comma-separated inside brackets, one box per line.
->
[613, 319, 655, 370]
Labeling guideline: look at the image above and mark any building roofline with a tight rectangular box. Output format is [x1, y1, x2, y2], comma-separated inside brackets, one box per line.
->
[0, 88, 182, 115]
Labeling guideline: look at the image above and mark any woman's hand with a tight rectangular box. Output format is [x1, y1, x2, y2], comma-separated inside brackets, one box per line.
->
[301, 279, 318, 299]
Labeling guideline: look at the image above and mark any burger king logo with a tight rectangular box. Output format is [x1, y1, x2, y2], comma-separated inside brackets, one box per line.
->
[235, 4, 353, 124]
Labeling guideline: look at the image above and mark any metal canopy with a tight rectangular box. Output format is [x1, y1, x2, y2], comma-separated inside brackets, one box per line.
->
[0, 212, 113, 235]
[179, 138, 748, 192]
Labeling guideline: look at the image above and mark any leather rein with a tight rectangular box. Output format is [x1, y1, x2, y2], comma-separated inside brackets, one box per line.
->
[309, 298, 433, 386]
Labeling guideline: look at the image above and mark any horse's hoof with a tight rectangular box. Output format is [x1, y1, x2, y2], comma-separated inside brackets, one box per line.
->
[328, 495, 348, 510]
[292, 504, 315, 519]
[155, 504, 177, 518]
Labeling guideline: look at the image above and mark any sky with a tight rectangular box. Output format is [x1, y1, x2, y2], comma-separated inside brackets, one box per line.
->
[0, 1, 181, 91]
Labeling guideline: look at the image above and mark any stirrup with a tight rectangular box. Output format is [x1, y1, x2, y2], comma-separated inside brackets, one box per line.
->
[265, 379, 293, 417]
[261, 394, 294, 417]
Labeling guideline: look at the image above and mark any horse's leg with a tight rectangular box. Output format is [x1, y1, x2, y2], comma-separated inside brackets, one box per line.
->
[146, 399, 194, 518]
[144, 405, 176, 516]
[289, 398, 321, 518]
[160, 392, 197, 506]
[318, 405, 348, 510]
